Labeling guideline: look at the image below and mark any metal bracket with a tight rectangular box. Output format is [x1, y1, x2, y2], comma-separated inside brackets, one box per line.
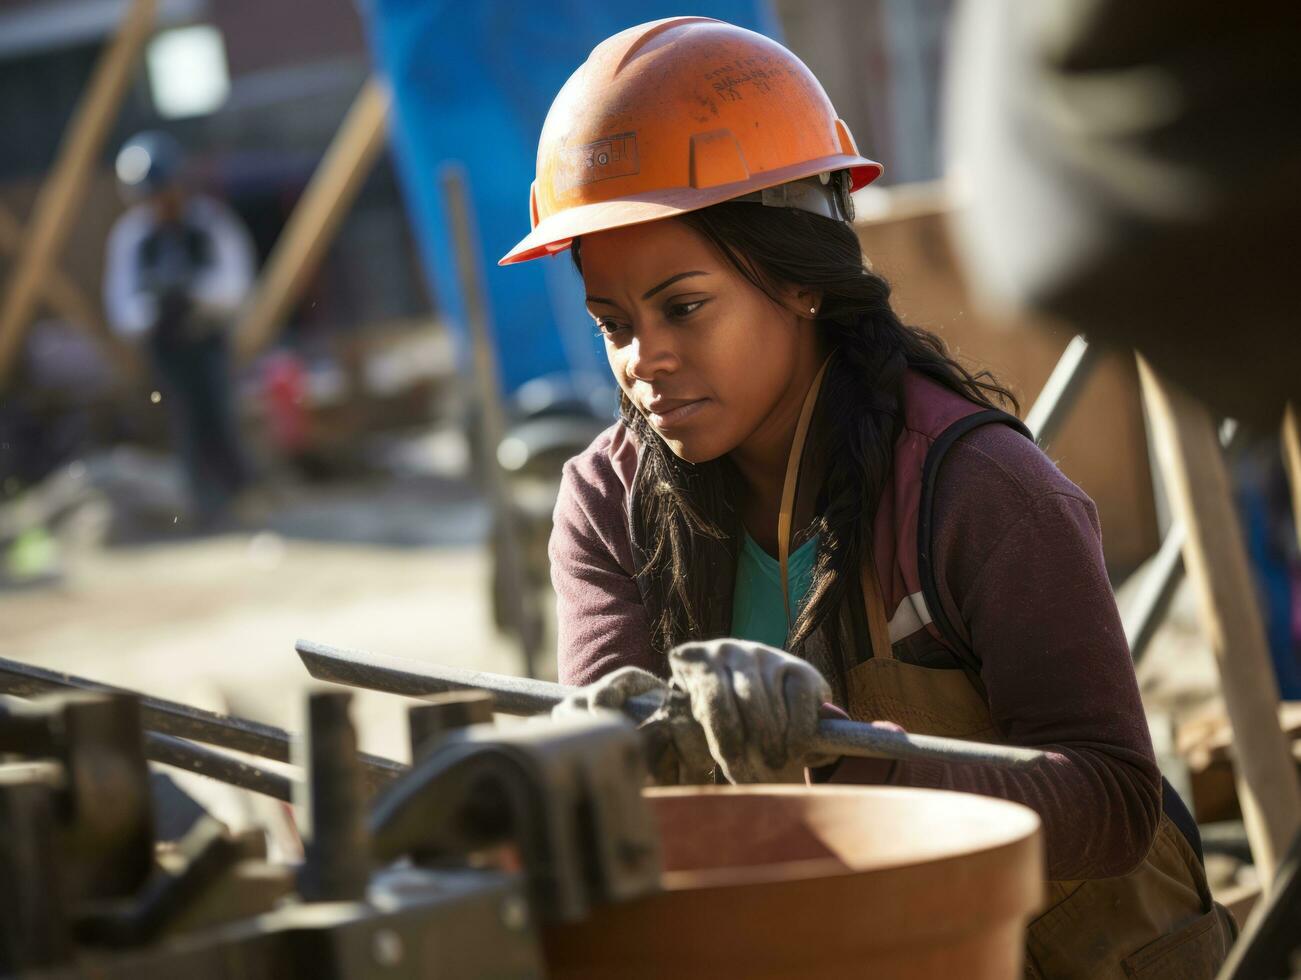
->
[370, 711, 662, 922]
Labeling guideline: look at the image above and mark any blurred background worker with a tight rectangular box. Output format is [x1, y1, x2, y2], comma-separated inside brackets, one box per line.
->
[103, 130, 256, 527]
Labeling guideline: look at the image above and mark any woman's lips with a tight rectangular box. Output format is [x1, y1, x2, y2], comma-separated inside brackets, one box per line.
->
[647, 398, 708, 430]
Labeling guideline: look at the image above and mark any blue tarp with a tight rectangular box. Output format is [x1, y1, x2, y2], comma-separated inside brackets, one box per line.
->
[360, 1, 779, 394]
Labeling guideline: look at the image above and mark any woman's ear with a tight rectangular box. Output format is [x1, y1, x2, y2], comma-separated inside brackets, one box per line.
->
[782, 285, 823, 320]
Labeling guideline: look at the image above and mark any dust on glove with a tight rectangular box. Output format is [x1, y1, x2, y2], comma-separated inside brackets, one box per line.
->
[668, 639, 832, 784]
[551, 665, 665, 717]
[552, 666, 715, 784]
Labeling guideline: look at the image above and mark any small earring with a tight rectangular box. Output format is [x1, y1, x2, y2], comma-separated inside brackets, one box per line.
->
[809, 306, 817, 314]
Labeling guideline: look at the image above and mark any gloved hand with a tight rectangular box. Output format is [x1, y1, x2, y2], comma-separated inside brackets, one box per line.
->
[668, 639, 833, 784]
[551, 666, 715, 784]
[551, 665, 665, 717]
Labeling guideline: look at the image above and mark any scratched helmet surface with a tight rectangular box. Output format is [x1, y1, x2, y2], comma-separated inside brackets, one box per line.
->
[499, 16, 882, 265]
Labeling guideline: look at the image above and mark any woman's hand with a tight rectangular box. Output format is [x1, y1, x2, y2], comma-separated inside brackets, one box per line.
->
[552, 665, 666, 717]
[668, 639, 833, 784]
[552, 666, 715, 784]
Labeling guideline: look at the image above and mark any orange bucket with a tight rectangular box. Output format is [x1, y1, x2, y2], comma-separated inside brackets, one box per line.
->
[545, 785, 1043, 979]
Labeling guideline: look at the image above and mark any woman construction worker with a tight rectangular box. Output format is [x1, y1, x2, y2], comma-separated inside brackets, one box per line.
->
[500, 17, 1234, 978]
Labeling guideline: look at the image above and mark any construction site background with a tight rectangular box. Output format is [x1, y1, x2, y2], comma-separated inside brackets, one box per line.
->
[1, 0, 1296, 913]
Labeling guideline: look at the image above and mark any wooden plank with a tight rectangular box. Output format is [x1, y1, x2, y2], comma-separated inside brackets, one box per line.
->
[0, 0, 156, 386]
[0, 202, 140, 381]
[1282, 405, 1301, 552]
[441, 166, 542, 678]
[1137, 357, 1301, 888]
[234, 77, 390, 361]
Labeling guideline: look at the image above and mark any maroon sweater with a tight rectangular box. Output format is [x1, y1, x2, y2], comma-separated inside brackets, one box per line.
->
[549, 421, 1161, 880]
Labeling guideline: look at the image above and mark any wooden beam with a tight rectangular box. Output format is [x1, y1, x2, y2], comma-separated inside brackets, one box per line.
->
[442, 165, 542, 678]
[1137, 358, 1301, 888]
[0, 202, 140, 381]
[1282, 405, 1301, 553]
[234, 77, 390, 362]
[0, 0, 156, 386]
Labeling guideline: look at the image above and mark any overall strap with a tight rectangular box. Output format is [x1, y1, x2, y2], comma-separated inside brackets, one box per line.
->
[860, 555, 894, 661]
[778, 357, 832, 629]
[917, 408, 1032, 677]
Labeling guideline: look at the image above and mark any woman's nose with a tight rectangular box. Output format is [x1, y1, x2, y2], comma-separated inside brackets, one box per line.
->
[624, 323, 678, 381]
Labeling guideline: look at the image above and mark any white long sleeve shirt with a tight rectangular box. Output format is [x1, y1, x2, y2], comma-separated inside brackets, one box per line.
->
[103, 195, 256, 341]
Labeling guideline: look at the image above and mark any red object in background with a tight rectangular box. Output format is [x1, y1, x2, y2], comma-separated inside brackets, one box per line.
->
[261, 351, 309, 454]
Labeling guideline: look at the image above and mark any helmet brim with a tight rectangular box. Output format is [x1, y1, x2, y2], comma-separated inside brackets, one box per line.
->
[499, 154, 882, 266]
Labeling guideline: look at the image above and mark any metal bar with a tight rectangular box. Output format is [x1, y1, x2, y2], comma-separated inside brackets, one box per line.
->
[810, 720, 1042, 768]
[144, 732, 294, 803]
[0, 656, 405, 794]
[297, 639, 1046, 770]
[1123, 522, 1187, 661]
[0, 657, 291, 759]
[296, 692, 368, 900]
[297, 640, 566, 715]
[1024, 334, 1102, 445]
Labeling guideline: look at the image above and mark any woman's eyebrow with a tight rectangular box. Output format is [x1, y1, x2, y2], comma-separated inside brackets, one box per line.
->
[642, 270, 708, 300]
[586, 270, 709, 307]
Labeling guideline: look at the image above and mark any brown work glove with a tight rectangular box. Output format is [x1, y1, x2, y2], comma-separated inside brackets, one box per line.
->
[668, 639, 833, 784]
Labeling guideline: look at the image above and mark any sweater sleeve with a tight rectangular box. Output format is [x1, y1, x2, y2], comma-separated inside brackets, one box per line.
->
[550, 432, 659, 686]
[835, 424, 1162, 881]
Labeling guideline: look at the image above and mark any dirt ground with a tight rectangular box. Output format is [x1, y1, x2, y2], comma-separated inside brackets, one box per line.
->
[0, 474, 550, 770]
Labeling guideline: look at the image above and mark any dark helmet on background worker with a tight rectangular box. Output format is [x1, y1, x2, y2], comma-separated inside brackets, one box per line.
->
[114, 130, 184, 200]
[500, 16, 883, 266]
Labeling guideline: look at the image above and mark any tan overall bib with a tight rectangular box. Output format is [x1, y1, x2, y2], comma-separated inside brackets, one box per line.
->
[846, 567, 1236, 979]
[773, 363, 1235, 978]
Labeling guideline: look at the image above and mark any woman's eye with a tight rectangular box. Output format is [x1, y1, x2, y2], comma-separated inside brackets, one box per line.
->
[595, 318, 628, 337]
[667, 299, 705, 319]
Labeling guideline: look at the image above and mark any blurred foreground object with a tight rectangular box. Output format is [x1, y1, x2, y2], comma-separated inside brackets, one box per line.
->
[947, 0, 1301, 427]
[0, 678, 1043, 977]
[946, 1, 1301, 968]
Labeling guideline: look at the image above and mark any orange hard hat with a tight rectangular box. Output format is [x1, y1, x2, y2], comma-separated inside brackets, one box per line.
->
[500, 17, 883, 266]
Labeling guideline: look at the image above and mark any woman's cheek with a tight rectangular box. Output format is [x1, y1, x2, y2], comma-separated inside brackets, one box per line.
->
[605, 344, 630, 386]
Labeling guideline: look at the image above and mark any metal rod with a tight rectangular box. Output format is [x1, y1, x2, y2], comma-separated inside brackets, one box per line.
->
[297, 640, 566, 716]
[0, 657, 291, 759]
[1024, 334, 1102, 444]
[297, 639, 1045, 770]
[296, 692, 368, 900]
[1123, 522, 1187, 661]
[809, 720, 1042, 768]
[0, 656, 405, 794]
[143, 732, 294, 803]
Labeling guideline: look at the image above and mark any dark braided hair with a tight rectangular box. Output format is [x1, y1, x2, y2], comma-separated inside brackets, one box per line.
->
[573, 200, 1016, 696]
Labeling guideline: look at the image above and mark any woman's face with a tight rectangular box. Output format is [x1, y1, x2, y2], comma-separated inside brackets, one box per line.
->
[579, 218, 818, 465]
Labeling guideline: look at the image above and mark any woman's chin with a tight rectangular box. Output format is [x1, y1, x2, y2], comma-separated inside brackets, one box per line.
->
[662, 434, 729, 465]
